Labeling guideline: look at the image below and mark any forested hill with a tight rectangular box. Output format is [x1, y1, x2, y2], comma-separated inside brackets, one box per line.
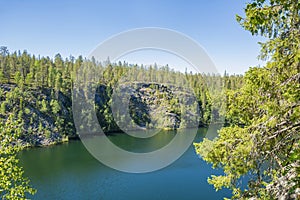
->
[0, 47, 243, 146]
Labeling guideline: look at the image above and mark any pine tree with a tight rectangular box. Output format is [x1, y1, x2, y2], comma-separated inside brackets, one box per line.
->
[195, 0, 300, 198]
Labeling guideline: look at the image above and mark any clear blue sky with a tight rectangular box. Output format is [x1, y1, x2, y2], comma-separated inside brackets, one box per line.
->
[0, 0, 265, 74]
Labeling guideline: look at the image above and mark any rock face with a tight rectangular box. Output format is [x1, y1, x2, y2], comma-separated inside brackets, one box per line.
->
[0, 84, 74, 146]
[128, 83, 182, 130]
[95, 82, 199, 132]
[0, 82, 200, 146]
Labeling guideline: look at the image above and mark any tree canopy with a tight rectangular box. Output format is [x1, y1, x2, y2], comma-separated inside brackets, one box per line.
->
[195, 0, 299, 199]
[0, 114, 36, 199]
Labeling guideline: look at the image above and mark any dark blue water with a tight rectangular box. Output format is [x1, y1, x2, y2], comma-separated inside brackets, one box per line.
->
[19, 128, 231, 200]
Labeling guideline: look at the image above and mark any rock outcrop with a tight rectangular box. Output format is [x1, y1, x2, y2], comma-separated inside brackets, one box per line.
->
[0, 82, 200, 146]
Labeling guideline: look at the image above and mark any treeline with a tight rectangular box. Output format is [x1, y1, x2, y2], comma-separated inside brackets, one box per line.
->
[0, 46, 243, 143]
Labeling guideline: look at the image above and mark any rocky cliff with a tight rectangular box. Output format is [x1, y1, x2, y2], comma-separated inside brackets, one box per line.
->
[0, 82, 200, 146]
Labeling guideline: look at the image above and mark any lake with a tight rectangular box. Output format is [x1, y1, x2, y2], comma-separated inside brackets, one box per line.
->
[19, 127, 231, 200]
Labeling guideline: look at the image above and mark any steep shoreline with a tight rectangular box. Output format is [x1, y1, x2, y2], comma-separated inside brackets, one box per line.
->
[1, 83, 203, 147]
[0, 51, 242, 148]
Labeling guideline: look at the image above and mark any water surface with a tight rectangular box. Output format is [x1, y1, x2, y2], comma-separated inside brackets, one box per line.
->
[19, 127, 231, 200]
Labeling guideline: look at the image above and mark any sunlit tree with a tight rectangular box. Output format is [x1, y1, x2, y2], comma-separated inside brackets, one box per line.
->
[195, 0, 300, 199]
[0, 114, 36, 199]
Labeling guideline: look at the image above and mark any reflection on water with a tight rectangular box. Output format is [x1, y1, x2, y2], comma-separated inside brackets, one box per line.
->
[19, 126, 231, 200]
[107, 129, 176, 153]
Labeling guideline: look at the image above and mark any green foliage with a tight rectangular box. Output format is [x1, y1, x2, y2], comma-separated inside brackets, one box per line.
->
[0, 102, 6, 114]
[50, 100, 60, 115]
[195, 0, 300, 199]
[40, 99, 48, 113]
[0, 45, 245, 135]
[14, 72, 22, 87]
[0, 114, 36, 199]
[25, 72, 33, 86]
